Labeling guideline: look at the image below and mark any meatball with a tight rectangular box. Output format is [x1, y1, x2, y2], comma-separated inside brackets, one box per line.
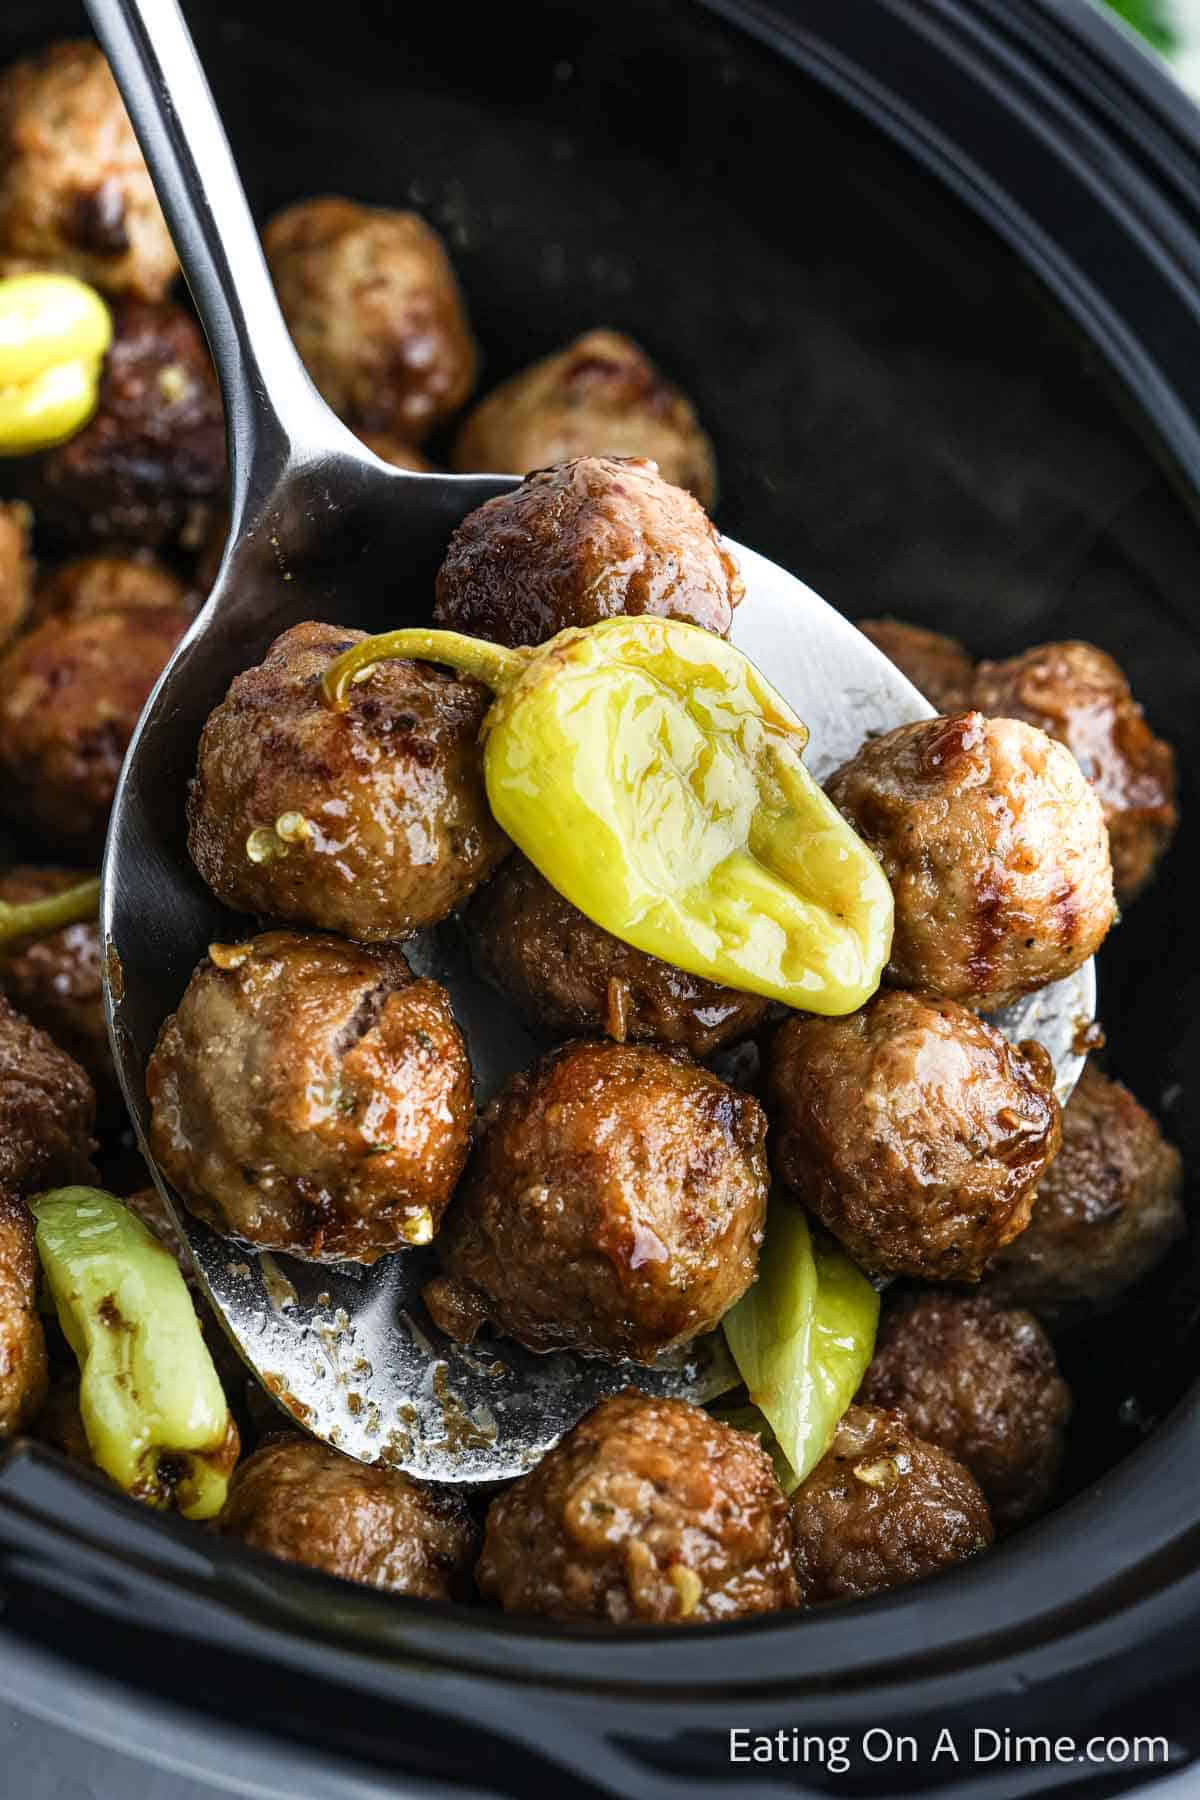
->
[0, 587, 189, 856]
[767, 990, 1061, 1281]
[264, 197, 478, 443]
[0, 994, 96, 1195]
[0, 500, 33, 649]
[434, 455, 743, 648]
[32, 547, 188, 625]
[0, 1191, 48, 1438]
[825, 711, 1115, 1011]
[187, 620, 508, 941]
[0, 42, 177, 300]
[356, 432, 433, 472]
[789, 1405, 993, 1605]
[858, 1292, 1071, 1531]
[33, 1371, 91, 1464]
[477, 1392, 798, 1623]
[856, 617, 975, 714]
[0, 867, 113, 1110]
[146, 931, 473, 1262]
[425, 1039, 767, 1362]
[451, 329, 717, 507]
[972, 641, 1178, 906]
[983, 1063, 1185, 1322]
[467, 853, 770, 1057]
[220, 1434, 478, 1598]
[35, 298, 226, 551]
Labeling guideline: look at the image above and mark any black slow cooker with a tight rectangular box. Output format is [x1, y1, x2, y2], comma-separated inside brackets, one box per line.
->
[1, 1, 1198, 1794]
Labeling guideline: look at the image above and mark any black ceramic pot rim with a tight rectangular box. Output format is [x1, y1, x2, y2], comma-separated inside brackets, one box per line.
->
[3, 0, 1200, 1727]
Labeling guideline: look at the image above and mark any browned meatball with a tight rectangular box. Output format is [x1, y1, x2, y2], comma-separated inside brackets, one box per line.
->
[426, 1040, 767, 1362]
[467, 854, 770, 1057]
[767, 991, 1061, 1281]
[0, 1191, 48, 1438]
[187, 621, 508, 941]
[434, 456, 743, 647]
[356, 431, 434, 472]
[0, 500, 33, 649]
[36, 298, 226, 551]
[147, 931, 473, 1263]
[0, 994, 96, 1195]
[478, 1392, 797, 1623]
[789, 1405, 993, 1605]
[826, 711, 1115, 1011]
[32, 547, 188, 626]
[984, 1063, 1185, 1322]
[858, 1292, 1071, 1531]
[220, 1433, 478, 1598]
[0, 867, 113, 1111]
[973, 641, 1178, 906]
[0, 590, 189, 856]
[264, 197, 478, 444]
[33, 1370, 91, 1464]
[0, 42, 177, 300]
[452, 329, 717, 507]
[856, 617, 975, 714]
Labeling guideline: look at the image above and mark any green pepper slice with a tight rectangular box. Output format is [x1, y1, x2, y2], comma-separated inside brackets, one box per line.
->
[721, 1198, 879, 1489]
[324, 617, 893, 1015]
[0, 874, 99, 951]
[31, 1187, 237, 1519]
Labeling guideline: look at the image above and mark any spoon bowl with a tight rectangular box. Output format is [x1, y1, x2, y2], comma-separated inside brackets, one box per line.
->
[91, 0, 1095, 1479]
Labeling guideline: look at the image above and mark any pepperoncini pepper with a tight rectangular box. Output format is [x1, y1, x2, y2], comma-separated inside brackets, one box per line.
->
[323, 617, 893, 1014]
[721, 1199, 879, 1489]
[0, 274, 112, 455]
[0, 874, 99, 950]
[31, 1187, 238, 1519]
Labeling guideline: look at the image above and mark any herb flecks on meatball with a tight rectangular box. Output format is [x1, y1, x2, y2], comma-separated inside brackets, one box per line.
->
[452, 329, 718, 507]
[426, 1039, 768, 1363]
[0, 577, 189, 856]
[767, 990, 1061, 1281]
[477, 1392, 798, 1623]
[220, 1434, 479, 1598]
[187, 620, 509, 941]
[856, 617, 975, 715]
[466, 853, 770, 1057]
[0, 1191, 49, 1438]
[35, 298, 225, 552]
[264, 196, 478, 444]
[983, 1062, 1185, 1324]
[434, 455, 743, 648]
[825, 710, 1115, 1011]
[0, 41, 178, 300]
[789, 1405, 993, 1605]
[859, 1291, 1071, 1531]
[147, 931, 473, 1263]
[973, 640, 1178, 906]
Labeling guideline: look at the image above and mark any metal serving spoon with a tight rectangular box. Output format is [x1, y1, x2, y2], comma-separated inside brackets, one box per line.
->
[90, 0, 1096, 1482]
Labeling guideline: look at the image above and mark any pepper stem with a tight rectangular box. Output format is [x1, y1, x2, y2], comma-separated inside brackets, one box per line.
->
[0, 875, 100, 951]
[321, 628, 528, 710]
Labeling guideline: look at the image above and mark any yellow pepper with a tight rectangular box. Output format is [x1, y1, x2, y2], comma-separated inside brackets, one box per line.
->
[0, 274, 112, 455]
[323, 618, 893, 1014]
[0, 874, 99, 950]
[31, 1187, 238, 1520]
[721, 1199, 879, 1489]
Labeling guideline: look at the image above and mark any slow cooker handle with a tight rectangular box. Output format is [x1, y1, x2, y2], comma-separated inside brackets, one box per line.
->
[81, 0, 369, 528]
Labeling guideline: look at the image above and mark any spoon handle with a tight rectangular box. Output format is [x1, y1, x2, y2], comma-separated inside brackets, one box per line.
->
[82, 0, 356, 520]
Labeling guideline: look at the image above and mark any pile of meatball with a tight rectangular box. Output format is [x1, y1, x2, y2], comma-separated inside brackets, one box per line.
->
[0, 38, 1186, 1629]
